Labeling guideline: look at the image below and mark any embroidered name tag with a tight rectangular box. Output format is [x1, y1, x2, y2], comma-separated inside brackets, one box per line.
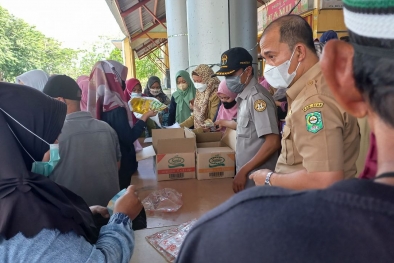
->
[303, 102, 324, 112]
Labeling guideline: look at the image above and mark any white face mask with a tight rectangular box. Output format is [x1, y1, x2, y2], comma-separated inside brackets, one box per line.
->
[177, 83, 188, 91]
[131, 92, 142, 98]
[195, 83, 207, 93]
[263, 48, 300, 89]
[150, 89, 161, 96]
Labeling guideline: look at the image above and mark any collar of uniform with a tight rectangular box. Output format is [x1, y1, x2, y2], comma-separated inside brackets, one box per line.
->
[238, 77, 258, 100]
[65, 111, 93, 120]
[286, 63, 321, 101]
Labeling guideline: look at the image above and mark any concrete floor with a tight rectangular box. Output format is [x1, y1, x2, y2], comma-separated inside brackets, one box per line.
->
[130, 139, 234, 262]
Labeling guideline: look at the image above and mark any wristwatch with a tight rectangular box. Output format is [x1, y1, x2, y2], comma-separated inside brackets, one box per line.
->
[265, 171, 274, 186]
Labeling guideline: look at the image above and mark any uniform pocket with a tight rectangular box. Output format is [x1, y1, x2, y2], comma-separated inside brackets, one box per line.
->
[238, 117, 251, 138]
[282, 125, 295, 165]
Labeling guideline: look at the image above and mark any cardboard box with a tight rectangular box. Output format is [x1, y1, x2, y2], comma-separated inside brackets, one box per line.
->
[136, 128, 196, 181]
[195, 129, 237, 180]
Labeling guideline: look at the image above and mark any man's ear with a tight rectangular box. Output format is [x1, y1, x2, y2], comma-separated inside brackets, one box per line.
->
[321, 40, 368, 118]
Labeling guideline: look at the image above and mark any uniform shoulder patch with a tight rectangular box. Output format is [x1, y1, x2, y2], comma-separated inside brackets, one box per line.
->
[305, 111, 324, 133]
[303, 102, 324, 112]
[254, 99, 267, 112]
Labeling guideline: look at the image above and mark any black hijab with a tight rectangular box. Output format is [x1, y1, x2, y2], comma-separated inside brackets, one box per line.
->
[0, 83, 97, 243]
[144, 76, 168, 103]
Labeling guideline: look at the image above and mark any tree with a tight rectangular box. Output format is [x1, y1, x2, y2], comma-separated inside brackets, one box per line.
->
[0, 5, 79, 82]
[108, 48, 123, 63]
[135, 49, 161, 86]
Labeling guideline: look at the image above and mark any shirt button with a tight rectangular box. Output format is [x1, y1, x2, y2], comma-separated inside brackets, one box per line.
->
[307, 80, 314, 86]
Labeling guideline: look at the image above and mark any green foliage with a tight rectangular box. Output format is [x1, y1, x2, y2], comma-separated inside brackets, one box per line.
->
[0, 5, 162, 83]
[135, 49, 161, 87]
[108, 48, 123, 63]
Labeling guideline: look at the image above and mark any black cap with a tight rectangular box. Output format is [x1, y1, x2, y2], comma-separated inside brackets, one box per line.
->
[213, 47, 253, 77]
[43, 75, 82, 101]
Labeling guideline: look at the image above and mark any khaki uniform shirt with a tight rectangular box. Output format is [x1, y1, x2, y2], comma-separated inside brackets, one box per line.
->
[236, 78, 279, 187]
[275, 63, 360, 179]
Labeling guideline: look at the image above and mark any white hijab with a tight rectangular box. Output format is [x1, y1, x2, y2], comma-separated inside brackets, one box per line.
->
[15, 70, 49, 91]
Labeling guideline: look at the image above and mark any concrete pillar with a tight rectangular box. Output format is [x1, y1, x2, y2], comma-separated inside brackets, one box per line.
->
[229, 0, 258, 73]
[123, 37, 136, 78]
[186, 0, 229, 75]
[165, 0, 189, 93]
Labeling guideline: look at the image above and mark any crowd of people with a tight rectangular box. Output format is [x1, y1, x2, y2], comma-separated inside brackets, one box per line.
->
[1, 0, 394, 261]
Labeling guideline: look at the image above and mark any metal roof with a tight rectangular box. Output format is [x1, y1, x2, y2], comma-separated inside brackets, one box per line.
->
[106, 0, 266, 59]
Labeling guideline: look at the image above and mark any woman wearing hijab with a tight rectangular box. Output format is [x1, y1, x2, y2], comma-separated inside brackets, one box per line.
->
[124, 78, 144, 102]
[87, 61, 156, 190]
[143, 76, 171, 105]
[15, 69, 49, 91]
[214, 80, 237, 133]
[77, 75, 89, 111]
[180, 64, 220, 133]
[144, 76, 170, 126]
[168, 70, 196, 126]
[0, 82, 142, 262]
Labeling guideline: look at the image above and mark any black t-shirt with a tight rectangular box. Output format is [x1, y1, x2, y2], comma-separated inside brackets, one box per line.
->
[176, 179, 394, 263]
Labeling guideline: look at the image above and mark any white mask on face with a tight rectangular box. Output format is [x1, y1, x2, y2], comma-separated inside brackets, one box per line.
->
[195, 83, 207, 93]
[150, 89, 161, 96]
[177, 83, 188, 91]
[263, 48, 300, 89]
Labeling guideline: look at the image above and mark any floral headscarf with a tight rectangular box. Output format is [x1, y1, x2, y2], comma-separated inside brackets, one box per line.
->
[192, 64, 220, 128]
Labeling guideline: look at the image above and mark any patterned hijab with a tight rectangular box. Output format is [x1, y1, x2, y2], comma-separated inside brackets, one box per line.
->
[77, 75, 89, 111]
[192, 65, 220, 128]
[87, 61, 142, 151]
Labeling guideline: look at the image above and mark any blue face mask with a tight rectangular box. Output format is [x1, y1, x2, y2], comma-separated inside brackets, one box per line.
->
[225, 69, 250, 94]
[31, 144, 60, 176]
[1, 108, 60, 177]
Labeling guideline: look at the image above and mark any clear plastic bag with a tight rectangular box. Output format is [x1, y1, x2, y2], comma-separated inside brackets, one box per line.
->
[142, 188, 183, 212]
[128, 97, 168, 114]
[146, 219, 197, 262]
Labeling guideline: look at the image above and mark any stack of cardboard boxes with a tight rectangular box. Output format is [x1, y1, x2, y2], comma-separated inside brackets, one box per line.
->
[137, 128, 237, 181]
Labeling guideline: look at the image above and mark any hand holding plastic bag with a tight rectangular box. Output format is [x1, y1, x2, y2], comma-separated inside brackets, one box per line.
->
[129, 97, 167, 114]
[142, 188, 183, 212]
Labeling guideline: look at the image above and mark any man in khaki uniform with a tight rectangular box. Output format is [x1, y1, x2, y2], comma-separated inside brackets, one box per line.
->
[250, 15, 360, 190]
[213, 47, 281, 193]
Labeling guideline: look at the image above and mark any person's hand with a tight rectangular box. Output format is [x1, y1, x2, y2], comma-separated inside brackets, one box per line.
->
[249, 169, 272, 186]
[42, 150, 50, 162]
[141, 110, 158, 122]
[214, 119, 225, 131]
[202, 127, 211, 133]
[275, 101, 282, 107]
[189, 102, 194, 111]
[90, 205, 110, 218]
[233, 168, 249, 193]
[114, 185, 143, 220]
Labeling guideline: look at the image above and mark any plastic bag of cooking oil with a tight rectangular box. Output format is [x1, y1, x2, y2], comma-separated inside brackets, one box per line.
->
[128, 97, 168, 114]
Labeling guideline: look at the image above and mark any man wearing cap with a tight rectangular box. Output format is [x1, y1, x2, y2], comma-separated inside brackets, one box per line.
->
[213, 47, 281, 193]
[43, 75, 121, 208]
[250, 15, 360, 190]
[176, 1, 394, 262]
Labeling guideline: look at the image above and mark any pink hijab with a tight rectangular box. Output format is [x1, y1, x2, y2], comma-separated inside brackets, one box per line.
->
[77, 75, 89, 111]
[216, 80, 237, 131]
[87, 61, 142, 151]
[124, 78, 142, 102]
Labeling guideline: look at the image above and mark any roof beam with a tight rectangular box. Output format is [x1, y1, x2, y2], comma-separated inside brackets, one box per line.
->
[121, 0, 151, 18]
[143, 5, 167, 29]
[130, 17, 166, 41]
[153, 0, 158, 15]
[139, 7, 144, 30]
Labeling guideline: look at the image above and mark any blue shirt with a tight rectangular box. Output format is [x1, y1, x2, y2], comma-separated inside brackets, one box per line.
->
[0, 213, 134, 263]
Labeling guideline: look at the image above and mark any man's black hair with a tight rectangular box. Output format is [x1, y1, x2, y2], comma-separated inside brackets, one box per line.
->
[262, 14, 316, 54]
[350, 31, 394, 128]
